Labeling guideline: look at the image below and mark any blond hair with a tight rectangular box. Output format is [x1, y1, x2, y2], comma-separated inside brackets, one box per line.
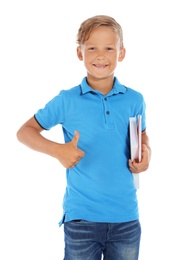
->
[76, 15, 124, 49]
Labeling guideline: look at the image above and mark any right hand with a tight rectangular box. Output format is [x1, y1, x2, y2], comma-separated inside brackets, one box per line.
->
[57, 130, 85, 168]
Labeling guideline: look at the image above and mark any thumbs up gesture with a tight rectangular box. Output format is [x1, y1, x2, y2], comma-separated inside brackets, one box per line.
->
[71, 130, 81, 148]
[56, 130, 85, 168]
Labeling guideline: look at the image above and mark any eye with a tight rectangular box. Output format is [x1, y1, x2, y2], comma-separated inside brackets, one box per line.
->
[106, 47, 113, 51]
[88, 47, 95, 51]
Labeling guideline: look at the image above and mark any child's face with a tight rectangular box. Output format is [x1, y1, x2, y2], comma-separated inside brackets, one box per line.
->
[77, 26, 125, 80]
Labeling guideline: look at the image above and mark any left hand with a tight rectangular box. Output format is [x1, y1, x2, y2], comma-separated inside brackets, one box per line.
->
[129, 144, 150, 173]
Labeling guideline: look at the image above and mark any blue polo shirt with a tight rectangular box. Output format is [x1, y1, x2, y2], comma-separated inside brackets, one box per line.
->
[35, 77, 146, 226]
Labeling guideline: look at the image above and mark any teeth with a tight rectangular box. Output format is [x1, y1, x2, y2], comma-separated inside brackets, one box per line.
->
[95, 64, 106, 68]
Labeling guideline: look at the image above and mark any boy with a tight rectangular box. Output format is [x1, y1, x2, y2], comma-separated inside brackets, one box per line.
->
[17, 15, 151, 260]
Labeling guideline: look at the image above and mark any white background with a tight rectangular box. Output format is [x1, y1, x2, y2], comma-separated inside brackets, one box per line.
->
[1, 0, 180, 259]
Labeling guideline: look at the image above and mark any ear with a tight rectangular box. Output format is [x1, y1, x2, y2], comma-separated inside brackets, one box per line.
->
[118, 48, 126, 62]
[77, 47, 83, 61]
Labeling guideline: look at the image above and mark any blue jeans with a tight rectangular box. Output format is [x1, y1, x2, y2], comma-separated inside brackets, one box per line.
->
[63, 219, 141, 260]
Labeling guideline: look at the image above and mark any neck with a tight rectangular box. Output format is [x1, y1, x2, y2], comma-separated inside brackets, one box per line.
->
[86, 75, 115, 95]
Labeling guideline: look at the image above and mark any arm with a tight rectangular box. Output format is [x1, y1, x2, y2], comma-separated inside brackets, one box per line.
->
[16, 116, 85, 168]
[129, 130, 151, 173]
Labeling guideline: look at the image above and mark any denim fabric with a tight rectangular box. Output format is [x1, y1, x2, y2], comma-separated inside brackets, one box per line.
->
[63, 219, 141, 260]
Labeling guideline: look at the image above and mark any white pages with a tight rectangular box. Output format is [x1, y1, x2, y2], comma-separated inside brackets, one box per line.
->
[129, 115, 142, 189]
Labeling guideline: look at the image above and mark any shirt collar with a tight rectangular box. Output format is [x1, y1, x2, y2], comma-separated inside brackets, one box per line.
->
[80, 77, 126, 95]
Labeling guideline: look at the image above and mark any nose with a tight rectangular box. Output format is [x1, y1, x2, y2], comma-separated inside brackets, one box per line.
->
[96, 52, 105, 60]
[97, 56, 105, 61]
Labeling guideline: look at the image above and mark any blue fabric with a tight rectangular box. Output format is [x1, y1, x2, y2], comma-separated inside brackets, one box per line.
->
[35, 77, 146, 226]
[64, 220, 141, 260]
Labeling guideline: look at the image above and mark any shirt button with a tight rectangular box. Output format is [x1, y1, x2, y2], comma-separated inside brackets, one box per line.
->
[104, 97, 107, 101]
[106, 111, 110, 115]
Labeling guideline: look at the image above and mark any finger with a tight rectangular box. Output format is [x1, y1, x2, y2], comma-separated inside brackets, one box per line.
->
[71, 130, 80, 147]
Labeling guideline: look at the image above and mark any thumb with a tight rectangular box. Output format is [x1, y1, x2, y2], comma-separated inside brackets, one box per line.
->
[71, 130, 80, 147]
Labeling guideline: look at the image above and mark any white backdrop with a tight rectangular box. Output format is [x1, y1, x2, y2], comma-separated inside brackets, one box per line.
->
[1, 0, 180, 259]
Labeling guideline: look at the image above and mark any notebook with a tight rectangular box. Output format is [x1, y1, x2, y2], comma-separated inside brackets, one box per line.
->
[129, 115, 142, 188]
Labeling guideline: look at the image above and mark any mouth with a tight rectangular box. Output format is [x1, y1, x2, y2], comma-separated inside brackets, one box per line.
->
[93, 64, 108, 69]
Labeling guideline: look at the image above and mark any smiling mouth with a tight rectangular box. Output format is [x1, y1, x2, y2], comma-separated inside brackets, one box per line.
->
[93, 64, 108, 68]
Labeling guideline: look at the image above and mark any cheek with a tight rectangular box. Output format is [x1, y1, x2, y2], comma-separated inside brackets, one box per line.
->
[83, 55, 92, 64]
[109, 54, 119, 63]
